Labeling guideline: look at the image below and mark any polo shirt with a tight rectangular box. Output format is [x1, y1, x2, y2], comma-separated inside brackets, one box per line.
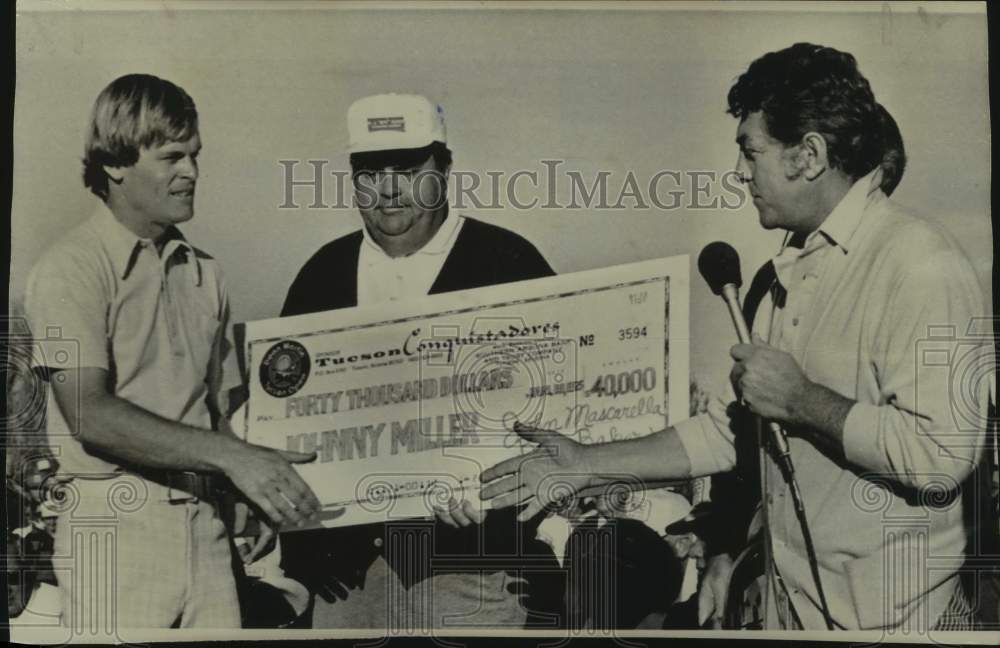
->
[24, 205, 239, 476]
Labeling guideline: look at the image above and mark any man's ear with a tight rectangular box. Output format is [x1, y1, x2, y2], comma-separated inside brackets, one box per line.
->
[798, 132, 828, 181]
[103, 165, 126, 185]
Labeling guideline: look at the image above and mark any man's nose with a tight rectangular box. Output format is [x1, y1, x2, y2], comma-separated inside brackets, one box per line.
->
[178, 155, 199, 181]
[734, 154, 750, 184]
[377, 172, 402, 197]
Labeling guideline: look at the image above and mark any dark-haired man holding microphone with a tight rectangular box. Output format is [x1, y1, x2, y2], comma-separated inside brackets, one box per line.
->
[480, 43, 990, 631]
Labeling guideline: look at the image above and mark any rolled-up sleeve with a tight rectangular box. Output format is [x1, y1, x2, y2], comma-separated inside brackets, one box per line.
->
[674, 382, 739, 478]
[842, 247, 989, 489]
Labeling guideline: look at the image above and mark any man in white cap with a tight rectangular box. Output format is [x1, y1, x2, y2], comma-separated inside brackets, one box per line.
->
[279, 93, 559, 629]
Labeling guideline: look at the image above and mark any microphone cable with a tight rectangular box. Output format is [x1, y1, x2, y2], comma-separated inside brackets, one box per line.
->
[769, 428, 835, 630]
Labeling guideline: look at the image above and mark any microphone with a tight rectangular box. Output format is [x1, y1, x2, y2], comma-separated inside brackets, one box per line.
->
[697, 241, 751, 344]
[697, 242, 791, 460]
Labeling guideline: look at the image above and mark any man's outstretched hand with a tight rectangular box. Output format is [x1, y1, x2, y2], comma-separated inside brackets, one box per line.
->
[221, 442, 322, 529]
[479, 422, 595, 521]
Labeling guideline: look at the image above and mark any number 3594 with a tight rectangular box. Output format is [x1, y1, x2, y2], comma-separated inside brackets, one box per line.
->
[618, 326, 647, 341]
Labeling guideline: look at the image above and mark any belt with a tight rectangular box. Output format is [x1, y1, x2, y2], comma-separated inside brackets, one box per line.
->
[120, 468, 222, 504]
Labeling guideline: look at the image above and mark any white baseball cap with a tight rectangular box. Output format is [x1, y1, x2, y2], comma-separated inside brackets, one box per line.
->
[347, 93, 447, 153]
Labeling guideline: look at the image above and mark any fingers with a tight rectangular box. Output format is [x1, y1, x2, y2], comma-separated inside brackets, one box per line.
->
[490, 483, 532, 510]
[247, 492, 287, 530]
[516, 498, 545, 522]
[464, 499, 487, 524]
[729, 363, 745, 397]
[257, 480, 316, 529]
[433, 503, 459, 528]
[277, 468, 322, 518]
[730, 343, 754, 361]
[729, 360, 746, 382]
[480, 450, 533, 488]
[434, 499, 485, 528]
[479, 473, 524, 501]
[245, 524, 276, 563]
[229, 444, 323, 528]
[264, 446, 322, 517]
[450, 498, 475, 527]
[512, 421, 557, 444]
[245, 537, 268, 564]
[269, 487, 310, 528]
[235, 540, 253, 562]
[276, 448, 319, 464]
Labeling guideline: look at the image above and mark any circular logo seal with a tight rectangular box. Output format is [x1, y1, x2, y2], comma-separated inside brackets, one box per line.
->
[259, 340, 311, 398]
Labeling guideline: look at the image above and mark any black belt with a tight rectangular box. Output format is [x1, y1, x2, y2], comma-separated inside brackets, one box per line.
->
[121, 468, 222, 504]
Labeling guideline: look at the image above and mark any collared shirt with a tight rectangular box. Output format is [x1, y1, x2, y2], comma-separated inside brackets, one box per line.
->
[766, 170, 870, 358]
[675, 169, 990, 630]
[356, 213, 464, 305]
[25, 205, 239, 476]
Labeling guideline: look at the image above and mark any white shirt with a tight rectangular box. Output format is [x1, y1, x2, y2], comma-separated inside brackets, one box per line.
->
[356, 214, 465, 305]
[674, 169, 989, 629]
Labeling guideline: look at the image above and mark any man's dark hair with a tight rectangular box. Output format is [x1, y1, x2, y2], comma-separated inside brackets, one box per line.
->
[875, 104, 905, 196]
[82, 74, 199, 201]
[727, 43, 906, 195]
[349, 141, 452, 175]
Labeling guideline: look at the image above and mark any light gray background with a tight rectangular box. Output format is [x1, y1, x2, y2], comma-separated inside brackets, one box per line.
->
[12, 2, 991, 397]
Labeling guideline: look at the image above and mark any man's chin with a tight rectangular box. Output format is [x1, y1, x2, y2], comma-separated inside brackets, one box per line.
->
[756, 211, 781, 230]
[373, 217, 415, 237]
[376, 227, 413, 240]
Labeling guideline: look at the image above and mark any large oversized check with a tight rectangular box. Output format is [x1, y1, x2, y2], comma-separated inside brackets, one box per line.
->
[240, 255, 689, 530]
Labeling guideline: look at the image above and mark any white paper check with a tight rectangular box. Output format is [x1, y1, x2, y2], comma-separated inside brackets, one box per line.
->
[239, 255, 690, 531]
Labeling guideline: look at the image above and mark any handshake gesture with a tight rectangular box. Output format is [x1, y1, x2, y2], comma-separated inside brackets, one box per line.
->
[478, 422, 602, 520]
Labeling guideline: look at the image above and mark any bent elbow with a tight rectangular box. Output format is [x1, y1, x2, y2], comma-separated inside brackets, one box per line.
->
[905, 451, 981, 495]
[61, 392, 116, 448]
